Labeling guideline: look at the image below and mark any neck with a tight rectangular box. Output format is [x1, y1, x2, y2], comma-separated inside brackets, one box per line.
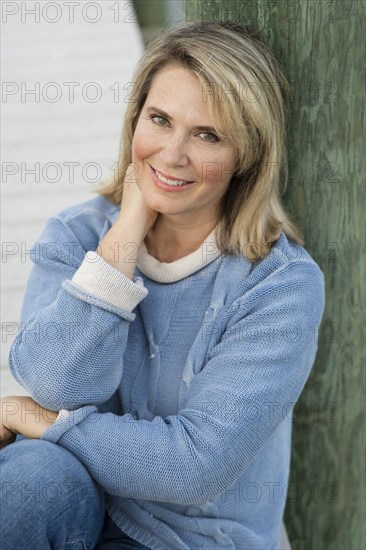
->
[144, 215, 218, 263]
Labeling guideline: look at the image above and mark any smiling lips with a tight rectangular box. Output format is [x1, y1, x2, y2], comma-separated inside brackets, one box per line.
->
[151, 165, 193, 187]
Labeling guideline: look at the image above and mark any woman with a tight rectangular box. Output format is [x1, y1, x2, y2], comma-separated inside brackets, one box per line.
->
[0, 21, 325, 549]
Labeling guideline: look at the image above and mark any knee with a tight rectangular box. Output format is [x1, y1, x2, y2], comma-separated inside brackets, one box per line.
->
[2, 437, 93, 485]
[1, 437, 105, 521]
[1, 438, 106, 548]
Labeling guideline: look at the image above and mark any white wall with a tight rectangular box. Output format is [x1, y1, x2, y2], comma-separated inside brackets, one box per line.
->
[1, 0, 144, 395]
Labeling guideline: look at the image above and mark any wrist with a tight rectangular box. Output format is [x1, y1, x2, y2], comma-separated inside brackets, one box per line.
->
[115, 211, 151, 239]
[56, 409, 71, 422]
[114, 208, 158, 237]
[98, 215, 146, 279]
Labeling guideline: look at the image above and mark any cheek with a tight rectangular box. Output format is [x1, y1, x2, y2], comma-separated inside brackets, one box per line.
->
[196, 148, 236, 186]
[131, 129, 146, 163]
[132, 122, 156, 164]
[200, 163, 233, 188]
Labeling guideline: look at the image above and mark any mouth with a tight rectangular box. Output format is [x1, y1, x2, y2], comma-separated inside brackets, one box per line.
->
[150, 165, 194, 187]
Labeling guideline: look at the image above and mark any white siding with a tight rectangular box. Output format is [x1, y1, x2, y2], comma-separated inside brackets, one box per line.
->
[1, 0, 144, 395]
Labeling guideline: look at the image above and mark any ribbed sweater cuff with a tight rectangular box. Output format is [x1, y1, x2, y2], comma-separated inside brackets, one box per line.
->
[41, 405, 98, 444]
[70, 252, 148, 313]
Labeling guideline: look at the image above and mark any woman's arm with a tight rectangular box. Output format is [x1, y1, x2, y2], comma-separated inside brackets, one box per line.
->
[39, 260, 325, 505]
[8, 164, 157, 411]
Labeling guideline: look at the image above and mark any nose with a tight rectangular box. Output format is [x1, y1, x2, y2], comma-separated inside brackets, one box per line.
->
[159, 133, 189, 168]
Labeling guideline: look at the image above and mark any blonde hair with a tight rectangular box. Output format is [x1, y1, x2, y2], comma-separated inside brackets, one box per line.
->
[97, 21, 303, 261]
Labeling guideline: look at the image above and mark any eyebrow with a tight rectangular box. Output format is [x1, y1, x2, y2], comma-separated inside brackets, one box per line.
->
[145, 105, 221, 134]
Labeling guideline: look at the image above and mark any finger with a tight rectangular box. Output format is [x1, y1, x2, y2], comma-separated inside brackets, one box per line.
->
[124, 162, 139, 184]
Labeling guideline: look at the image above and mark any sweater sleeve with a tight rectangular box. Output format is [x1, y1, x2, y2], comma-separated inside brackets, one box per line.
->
[8, 216, 147, 411]
[40, 260, 325, 505]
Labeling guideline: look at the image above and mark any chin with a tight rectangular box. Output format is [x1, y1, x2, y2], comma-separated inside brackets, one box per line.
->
[142, 194, 172, 214]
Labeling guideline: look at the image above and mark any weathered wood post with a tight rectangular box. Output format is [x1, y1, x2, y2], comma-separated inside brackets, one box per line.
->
[184, 1, 365, 549]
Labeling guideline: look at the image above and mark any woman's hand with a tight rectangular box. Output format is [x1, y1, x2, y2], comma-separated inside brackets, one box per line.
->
[118, 162, 158, 234]
[98, 162, 159, 279]
[98, 161, 159, 278]
[0, 396, 58, 449]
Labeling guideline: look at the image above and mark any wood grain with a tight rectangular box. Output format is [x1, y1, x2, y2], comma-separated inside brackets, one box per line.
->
[184, 1, 365, 548]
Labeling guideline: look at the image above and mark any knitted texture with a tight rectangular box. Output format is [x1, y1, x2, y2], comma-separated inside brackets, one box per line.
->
[71, 250, 148, 311]
[9, 195, 325, 550]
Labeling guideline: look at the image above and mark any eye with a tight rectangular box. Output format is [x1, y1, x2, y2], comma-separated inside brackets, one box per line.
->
[199, 132, 219, 143]
[150, 114, 168, 126]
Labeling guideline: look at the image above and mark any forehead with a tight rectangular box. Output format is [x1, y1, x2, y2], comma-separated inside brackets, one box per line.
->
[146, 64, 211, 117]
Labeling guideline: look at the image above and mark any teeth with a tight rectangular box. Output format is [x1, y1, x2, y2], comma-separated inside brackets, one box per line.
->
[155, 169, 191, 186]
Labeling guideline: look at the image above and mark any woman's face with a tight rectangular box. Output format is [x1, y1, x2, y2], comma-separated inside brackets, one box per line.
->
[131, 64, 237, 227]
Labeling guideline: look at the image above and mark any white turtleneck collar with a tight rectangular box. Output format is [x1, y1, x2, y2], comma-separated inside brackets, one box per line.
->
[136, 227, 222, 283]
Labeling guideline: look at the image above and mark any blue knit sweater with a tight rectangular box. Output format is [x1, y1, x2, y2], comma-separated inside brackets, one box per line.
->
[9, 195, 325, 549]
